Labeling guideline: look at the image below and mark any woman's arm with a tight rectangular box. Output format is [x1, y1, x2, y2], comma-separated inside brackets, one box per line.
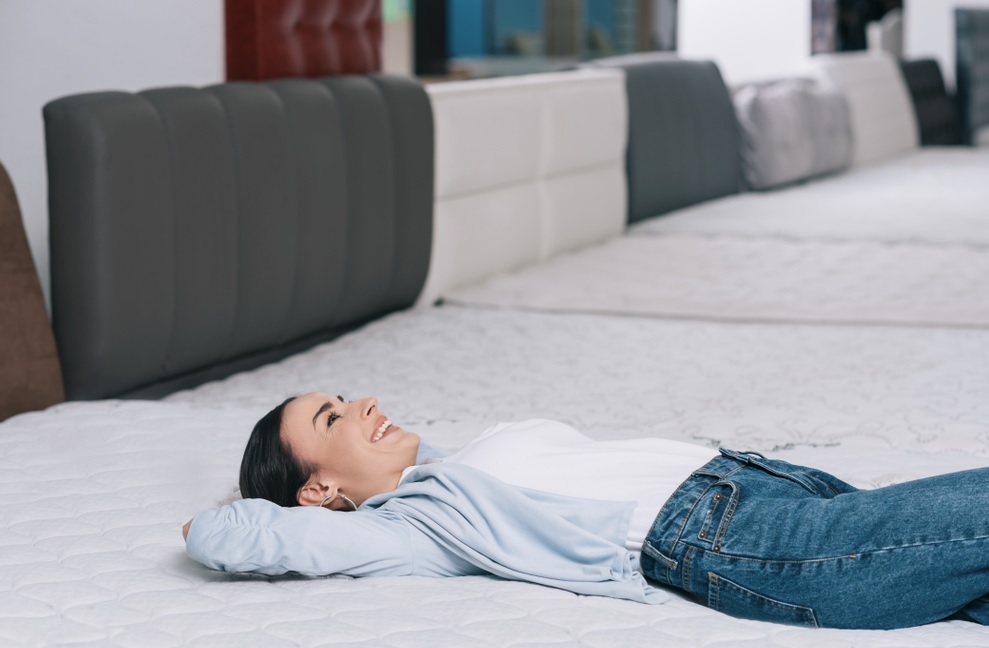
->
[184, 498, 414, 577]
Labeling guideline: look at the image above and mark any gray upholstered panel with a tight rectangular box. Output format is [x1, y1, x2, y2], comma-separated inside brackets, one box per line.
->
[956, 9, 989, 145]
[45, 75, 433, 400]
[898, 59, 961, 146]
[585, 56, 741, 222]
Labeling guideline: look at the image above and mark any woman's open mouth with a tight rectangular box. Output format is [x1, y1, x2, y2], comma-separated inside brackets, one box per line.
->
[372, 419, 394, 442]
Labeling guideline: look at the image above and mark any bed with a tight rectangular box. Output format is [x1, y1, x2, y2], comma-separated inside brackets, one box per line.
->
[631, 52, 989, 244]
[5, 307, 989, 646]
[5, 55, 989, 648]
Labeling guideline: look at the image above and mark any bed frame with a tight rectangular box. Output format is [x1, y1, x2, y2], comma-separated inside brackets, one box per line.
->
[45, 75, 432, 400]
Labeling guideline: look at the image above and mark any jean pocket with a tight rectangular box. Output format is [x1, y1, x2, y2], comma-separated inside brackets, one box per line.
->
[708, 572, 819, 628]
[719, 448, 821, 495]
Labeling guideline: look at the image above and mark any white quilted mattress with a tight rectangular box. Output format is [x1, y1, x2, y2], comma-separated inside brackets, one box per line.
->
[632, 149, 989, 246]
[443, 235, 989, 328]
[5, 307, 989, 646]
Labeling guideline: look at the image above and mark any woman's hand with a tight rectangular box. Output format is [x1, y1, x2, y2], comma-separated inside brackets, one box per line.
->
[182, 518, 192, 542]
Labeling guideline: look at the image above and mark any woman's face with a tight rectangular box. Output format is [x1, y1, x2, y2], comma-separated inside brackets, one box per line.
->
[281, 392, 419, 508]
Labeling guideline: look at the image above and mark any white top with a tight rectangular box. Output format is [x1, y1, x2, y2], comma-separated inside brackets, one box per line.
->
[407, 419, 718, 556]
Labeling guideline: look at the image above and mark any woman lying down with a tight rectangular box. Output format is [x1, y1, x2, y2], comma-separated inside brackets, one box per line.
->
[184, 393, 989, 630]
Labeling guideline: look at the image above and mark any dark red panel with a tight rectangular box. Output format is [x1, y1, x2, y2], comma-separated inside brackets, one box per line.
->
[226, 0, 382, 81]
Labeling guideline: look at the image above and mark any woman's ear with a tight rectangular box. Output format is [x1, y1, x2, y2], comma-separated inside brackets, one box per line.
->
[297, 477, 338, 507]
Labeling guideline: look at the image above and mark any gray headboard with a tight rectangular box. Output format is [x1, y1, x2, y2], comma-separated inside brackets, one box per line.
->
[898, 59, 960, 146]
[585, 55, 741, 223]
[956, 8, 989, 145]
[45, 75, 433, 400]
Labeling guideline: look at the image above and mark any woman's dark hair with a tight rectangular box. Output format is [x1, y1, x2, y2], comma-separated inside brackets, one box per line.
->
[239, 396, 315, 507]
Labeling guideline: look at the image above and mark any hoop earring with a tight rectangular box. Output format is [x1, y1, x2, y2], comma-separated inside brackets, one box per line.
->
[319, 493, 358, 511]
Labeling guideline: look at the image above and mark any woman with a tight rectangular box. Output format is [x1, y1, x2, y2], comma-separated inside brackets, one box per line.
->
[184, 392, 989, 629]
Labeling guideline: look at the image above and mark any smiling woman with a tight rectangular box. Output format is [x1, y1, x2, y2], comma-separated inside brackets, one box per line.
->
[185, 394, 989, 630]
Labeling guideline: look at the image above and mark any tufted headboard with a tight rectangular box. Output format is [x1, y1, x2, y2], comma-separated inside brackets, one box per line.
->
[809, 52, 919, 167]
[45, 75, 432, 400]
[956, 8, 989, 146]
[225, 0, 382, 81]
[898, 59, 960, 146]
[418, 68, 627, 305]
[583, 55, 741, 223]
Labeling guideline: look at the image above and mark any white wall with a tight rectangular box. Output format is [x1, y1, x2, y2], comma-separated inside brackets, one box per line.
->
[0, 0, 224, 309]
[678, 0, 812, 84]
[904, 0, 989, 90]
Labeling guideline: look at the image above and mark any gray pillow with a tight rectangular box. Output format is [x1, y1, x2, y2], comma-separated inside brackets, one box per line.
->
[734, 79, 852, 190]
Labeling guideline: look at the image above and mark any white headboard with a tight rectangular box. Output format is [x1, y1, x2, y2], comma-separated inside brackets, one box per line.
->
[419, 68, 628, 305]
[809, 52, 919, 168]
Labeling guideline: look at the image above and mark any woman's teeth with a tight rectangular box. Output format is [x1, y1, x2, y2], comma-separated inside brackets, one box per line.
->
[372, 420, 392, 442]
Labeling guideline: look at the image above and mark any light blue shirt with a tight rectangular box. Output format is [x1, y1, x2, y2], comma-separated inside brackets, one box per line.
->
[185, 459, 668, 604]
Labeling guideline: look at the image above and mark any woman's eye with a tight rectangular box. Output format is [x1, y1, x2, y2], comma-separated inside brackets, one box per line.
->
[326, 413, 340, 428]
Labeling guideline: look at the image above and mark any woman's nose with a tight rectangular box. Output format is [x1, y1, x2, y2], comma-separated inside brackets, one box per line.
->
[360, 398, 377, 418]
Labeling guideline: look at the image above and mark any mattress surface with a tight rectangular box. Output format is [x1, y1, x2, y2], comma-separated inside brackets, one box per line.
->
[632, 149, 989, 246]
[5, 308, 989, 646]
[443, 235, 989, 328]
[169, 307, 989, 463]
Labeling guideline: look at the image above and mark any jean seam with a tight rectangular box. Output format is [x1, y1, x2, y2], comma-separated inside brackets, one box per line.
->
[709, 572, 820, 627]
[713, 483, 740, 551]
[682, 545, 695, 591]
[704, 552, 859, 565]
[705, 533, 989, 565]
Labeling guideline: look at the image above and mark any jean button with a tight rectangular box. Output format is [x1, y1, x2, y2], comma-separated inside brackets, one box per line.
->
[699, 531, 706, 538]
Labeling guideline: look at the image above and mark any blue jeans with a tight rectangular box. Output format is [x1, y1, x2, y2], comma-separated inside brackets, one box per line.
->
[640, 449, 989, 629]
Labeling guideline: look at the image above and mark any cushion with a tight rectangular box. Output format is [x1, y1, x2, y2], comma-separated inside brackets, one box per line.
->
[0, 162, 64, 419]
[734, 79, 852, 190]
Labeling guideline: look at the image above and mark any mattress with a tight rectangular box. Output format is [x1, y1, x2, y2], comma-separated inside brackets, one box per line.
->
[168, 307, 989, 464]
[442, 235, 989, 328]
[4, 307, 989, 645]
[631, 149, 989, 246]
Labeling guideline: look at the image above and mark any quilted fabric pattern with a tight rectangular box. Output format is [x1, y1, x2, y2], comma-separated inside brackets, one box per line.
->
[225, 0, 382, 80]
[633, 149, 989, 246]
[445, 235, 989, 328]
[3, 305, 989, 644]
[169, 307, 989, 461]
